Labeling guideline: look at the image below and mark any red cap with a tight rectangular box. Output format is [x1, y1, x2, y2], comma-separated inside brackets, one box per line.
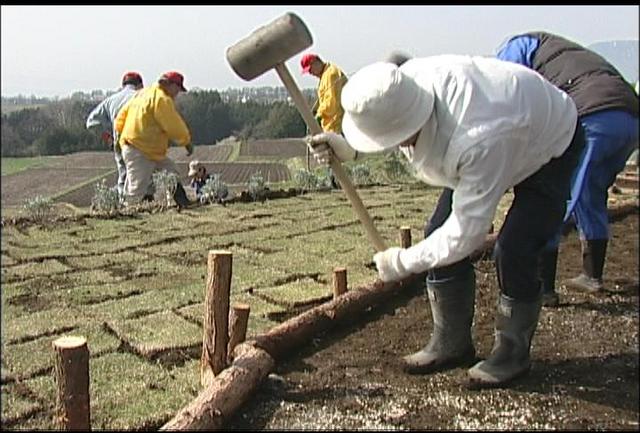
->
[122, 72, 143, 86]
[300, 53, 319, 74]
[160, 71, 187, 91]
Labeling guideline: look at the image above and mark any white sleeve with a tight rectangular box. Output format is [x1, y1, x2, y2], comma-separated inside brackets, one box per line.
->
[85, 100, 109, 130]
[398, 133, 518, 273]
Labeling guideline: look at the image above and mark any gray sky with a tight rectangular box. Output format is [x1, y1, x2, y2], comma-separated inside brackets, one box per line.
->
[1, 5, 638, 98]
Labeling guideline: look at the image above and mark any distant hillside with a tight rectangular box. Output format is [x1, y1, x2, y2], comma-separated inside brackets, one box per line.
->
[587, 40, 639, 84]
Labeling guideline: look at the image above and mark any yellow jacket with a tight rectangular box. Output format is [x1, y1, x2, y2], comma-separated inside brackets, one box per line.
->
[317, 63, 348, 133]
[115, 84, 191, 161]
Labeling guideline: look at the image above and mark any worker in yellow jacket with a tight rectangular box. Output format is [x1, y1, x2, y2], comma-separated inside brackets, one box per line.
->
[301, 53, 348, 188]
[115, 71, 193, 208]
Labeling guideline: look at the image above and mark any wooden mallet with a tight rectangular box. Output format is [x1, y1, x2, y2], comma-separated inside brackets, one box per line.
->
[226, 12, 387, 252]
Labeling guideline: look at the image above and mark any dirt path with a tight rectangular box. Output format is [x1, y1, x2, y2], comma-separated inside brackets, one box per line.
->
[227, 213, 639, 430]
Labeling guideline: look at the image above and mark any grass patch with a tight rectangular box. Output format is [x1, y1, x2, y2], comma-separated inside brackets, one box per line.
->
[2, 305, 85, 344]
[1, 258, 71, 284]
[3, 183, 494, 430]
[0, 382, 42, 425]
[1, 156, 50, 176]
[260, 277, 331, 306]
[88, 353, 200, 430]
[83, 278, 202, 321]
[108, 310, 201, 359]
[2, 323, 120, 380]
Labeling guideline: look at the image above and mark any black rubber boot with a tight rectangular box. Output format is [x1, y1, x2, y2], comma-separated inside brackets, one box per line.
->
[172, 183, 191, 210]
[565, 239, 607, 293]
[402, 269, 476, 374]
[539, 248, 560, 307]
[467, 294, 542, 388]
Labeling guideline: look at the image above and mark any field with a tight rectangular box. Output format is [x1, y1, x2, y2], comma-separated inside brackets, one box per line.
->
[229, 212, 639, 430]
[0, 139, 300, 208]
[1, 143, 638, 430]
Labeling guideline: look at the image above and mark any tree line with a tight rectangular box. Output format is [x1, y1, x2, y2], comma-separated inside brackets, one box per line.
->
[1, 89, 308, 157]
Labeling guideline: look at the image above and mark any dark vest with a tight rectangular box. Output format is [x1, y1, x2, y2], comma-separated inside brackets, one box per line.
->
[528, 31, 638, 117]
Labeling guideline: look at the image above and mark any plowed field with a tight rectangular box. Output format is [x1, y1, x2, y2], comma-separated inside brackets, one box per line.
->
[1, 144, 290, 208]
[240, 138, 308, 158]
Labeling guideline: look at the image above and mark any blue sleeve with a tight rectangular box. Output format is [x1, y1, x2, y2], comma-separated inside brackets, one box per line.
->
[495, 35, 539, 69]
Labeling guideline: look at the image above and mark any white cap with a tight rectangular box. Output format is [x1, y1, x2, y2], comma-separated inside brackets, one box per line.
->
[188, 160, 203, 176]
[341, 62, 434, 153]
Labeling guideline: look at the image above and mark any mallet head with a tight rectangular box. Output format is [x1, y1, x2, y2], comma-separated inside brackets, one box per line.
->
[226, 12, 313, 81]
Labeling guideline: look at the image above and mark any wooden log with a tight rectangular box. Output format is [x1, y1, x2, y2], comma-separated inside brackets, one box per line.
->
[252, 272, 425, 361]
[400, 226, 412, 248]
[227, 303, 251, 363]
[52, 336, 90, 431]
[161, 342, 275, 430]
[201, 251, 232, 387]
[332, 267, 348, 299]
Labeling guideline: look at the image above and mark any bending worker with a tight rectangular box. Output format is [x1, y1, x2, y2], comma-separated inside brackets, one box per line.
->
[496, 31, 639, 306]
[115, 71, 193, 209]
[86, 72, 144, 198]
[308, 57, 584, 388]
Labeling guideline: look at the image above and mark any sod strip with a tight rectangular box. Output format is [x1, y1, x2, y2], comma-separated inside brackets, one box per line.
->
[160, 271, 424, 430]
[159, 199, 638, 430]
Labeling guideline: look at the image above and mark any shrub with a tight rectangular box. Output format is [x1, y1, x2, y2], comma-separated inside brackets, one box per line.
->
[199, 174, 229, 204]
[382, 150, 412, 182]
[293, 168, 323, 191]
[248, 171, 267, 201]
[152, 170, 179, 207]
[349, 163, 375, 186]
[90, 179, 122, 216]
[315, 168, 333, 189]
[22, 195, 55, 223]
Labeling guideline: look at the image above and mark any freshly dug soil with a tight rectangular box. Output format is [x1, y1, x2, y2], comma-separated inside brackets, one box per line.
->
[227, 212, 639, 430]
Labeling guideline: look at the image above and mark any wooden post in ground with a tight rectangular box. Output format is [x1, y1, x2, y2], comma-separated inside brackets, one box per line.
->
[201, 251, 232, 387]
[227, 303, 251, 363]
[332, 267, 348, 299]
[400, 226, 412, 248]
[52, 336, 90, 431]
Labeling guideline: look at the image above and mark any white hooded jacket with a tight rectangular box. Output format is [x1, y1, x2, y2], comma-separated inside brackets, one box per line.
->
[395, 55, 577, 274]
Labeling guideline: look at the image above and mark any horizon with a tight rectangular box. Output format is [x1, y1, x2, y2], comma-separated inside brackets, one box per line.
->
[2, 5, 638, 98]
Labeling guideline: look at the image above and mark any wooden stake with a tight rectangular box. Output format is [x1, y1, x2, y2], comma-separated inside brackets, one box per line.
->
[201, 251, 232, 387]
[53, 336, 90, 431]
[332, 267, 348, 299]
[227, 303, 250, 363]
[400, 226, 412, 248]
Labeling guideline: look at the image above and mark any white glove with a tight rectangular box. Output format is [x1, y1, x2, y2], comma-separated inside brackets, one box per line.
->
[373, 247, 411, 282]
[307, 132, 357, 164]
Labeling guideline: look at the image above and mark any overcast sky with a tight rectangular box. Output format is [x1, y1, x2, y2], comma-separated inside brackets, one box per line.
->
[1, 5, 638, 98]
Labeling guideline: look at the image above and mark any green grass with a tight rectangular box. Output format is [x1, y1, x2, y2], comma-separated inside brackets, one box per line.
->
[226, 139, 241, 162]
[1, 156, 51, 176]
[0, 181, 521, 430]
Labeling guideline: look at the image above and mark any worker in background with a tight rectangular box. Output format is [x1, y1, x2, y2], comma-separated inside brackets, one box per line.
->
[188, 160, 211, 200]
[115, 71, 193, 209]
[308, 57, 584, 388]
[496, 32, 639, 306]
[301, 53, 348, 189]
[86, 72, 144, 199]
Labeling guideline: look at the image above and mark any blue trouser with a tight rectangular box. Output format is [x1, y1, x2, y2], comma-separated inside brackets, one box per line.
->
[569, 110, 638, 241]
[424, 123, 585, 302]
